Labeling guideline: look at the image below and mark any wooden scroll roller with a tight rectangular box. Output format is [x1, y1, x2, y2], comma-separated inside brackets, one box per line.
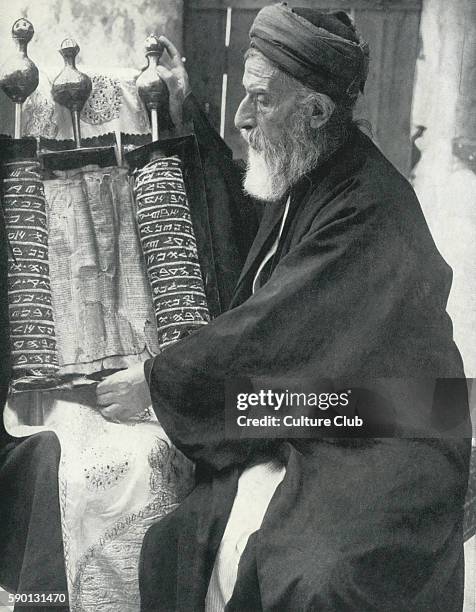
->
[128, 33, 198, 165]
[0, 19, 59, 391]
[0, 18, 39, 139]
[136, 34, 167, 143]
[128, 36, 211, 348]
[129, 33, 174, 164]
[41, 38, 116, 170]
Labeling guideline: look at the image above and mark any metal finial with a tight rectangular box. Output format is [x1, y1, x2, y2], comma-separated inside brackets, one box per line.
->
[136, 34, 167, 141]
[144, 34, 164, 57]
[12, 18, 34, 43]
[51, 38, 92, 147]
[0, 18, 39, 137]
[59, 38, 80, 60]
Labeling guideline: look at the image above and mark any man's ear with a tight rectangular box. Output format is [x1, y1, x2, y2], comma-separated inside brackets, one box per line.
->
[309, 94, 335, 129]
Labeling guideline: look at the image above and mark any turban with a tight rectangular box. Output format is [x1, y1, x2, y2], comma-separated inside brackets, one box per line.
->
[249, 3, 369, 102]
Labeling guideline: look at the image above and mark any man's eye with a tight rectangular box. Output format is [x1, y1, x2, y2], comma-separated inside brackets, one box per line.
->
[256, 94, 270, 106]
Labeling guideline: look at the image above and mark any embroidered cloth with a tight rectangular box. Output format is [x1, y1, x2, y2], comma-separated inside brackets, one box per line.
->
[23, 68, 150, 140]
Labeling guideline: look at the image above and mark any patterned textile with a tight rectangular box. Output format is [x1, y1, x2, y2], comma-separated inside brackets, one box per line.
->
[44, 165, 160, 376]
[5, 391, 195, 612]
[133, 156, 210, 348]
[81, 74, 122, 125]
[2, 160, 59, 383]
[23, 68, 150, 140]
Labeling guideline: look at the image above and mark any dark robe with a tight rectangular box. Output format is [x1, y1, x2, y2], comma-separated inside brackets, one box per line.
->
[140, 124, 471, 610]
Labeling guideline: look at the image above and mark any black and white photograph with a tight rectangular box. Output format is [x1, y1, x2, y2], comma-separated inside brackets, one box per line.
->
[0, 0, 475, 610]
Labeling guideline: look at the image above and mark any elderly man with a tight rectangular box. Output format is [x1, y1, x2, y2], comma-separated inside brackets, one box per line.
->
[98, 5, 470, 611]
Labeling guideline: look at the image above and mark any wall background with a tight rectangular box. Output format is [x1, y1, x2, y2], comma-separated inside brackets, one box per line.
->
[412, 0, 475, 377]
[184, 0, 422, 174]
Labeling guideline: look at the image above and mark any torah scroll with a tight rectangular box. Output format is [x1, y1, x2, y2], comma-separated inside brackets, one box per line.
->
[3, 159, 59, 384]
[133, 156, 210, 349]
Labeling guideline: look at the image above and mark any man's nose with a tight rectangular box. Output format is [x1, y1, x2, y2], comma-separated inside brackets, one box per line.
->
[234, 96, 255, 131]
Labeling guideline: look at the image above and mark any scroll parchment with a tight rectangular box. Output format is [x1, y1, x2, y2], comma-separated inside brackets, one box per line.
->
[44, 165, 160, 375]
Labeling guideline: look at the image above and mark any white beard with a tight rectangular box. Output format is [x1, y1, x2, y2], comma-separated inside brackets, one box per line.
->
[243, 147, 287, 202]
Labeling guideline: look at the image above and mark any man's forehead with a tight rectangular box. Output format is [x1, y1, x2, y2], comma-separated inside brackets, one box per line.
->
[242, 54, 278, 89]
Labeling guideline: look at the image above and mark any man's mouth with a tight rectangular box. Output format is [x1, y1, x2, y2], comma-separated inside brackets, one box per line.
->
[243, 130, 264, 153]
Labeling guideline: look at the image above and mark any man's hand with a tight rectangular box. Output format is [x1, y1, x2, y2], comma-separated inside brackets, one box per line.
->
[156, 36, 191, 129]
[96, 362, 152, 423]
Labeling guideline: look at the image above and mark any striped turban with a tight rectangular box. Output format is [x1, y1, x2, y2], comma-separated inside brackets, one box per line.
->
[249, 3, 369, 102]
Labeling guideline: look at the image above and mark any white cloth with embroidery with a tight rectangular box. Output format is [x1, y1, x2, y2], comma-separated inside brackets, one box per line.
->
[5, 391, 195, 612]
[23, 66, 151, 140]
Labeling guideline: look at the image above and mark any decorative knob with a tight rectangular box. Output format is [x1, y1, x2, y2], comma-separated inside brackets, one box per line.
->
[12, 18, 34, 43]
[136, 35, 167, 112]
[51, 38, 92, 112]
[51, 38, 92, 148]
[0, 18, 39, 104]
[145, 34, 165, 58]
